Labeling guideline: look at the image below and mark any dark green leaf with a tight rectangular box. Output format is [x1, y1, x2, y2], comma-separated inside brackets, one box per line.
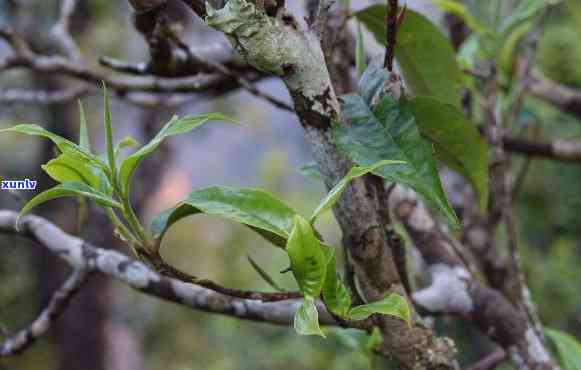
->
[287, 215, 331, 297]
[310, 159, 403, 224]
[18, 181, 122, 222]
[347, 293, 411, 324]
[294, 296, 325, 337]
[151, 186, 297, 247]
[77, 100, 91, 151]
[322, 255, 351, 317]
[119, 114, 236, 198]
[407, 97, 489, 210]
[334, 68, 458, 225]
[247, 255, 284, 292]
[546, 327, 581, 370]
[356, 5, 461, 107]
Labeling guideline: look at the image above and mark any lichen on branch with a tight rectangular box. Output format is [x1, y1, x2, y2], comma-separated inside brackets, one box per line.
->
[205, 0, 339, 118]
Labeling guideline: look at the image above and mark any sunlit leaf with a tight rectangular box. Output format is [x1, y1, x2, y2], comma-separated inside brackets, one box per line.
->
[310, 159, 403, 224]
[151, 186, 297, 247]
[41, 152, 103, 189]
[119, 114, 236, 198]
[294, 296, 325, 337]
[356, 5, 461, 107]
[114, 136, 139, 158]
[407, 97, 489, 210]
[348, 293, 411, 324]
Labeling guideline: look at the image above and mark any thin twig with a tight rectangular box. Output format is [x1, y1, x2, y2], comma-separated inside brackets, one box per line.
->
[0, 268, 90, 357]
[50, 0, 82, 61]
[384, 0, 398, 71]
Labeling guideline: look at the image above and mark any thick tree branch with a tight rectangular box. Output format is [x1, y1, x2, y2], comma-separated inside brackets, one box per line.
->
[390, 186, 559, 370]
[204, 2, 457, 368]
[0, 211, 338, 328]
[529, 70, 581, 121]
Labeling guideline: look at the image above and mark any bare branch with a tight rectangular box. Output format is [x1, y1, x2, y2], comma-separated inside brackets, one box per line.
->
[529, 70, 581, 122]
[0, 268, 90, 357]
[0, 86, 88, 104]
[389, 186, 559, 370]
[50, 0, 82, 61]
[0, 211, 338, 329]
[465, 349, 507, 370]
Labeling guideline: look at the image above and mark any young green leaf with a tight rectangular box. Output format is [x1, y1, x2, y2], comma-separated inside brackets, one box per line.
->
[322, 255, 351, 317]
[407, 97, 489, 210]
[298, 162, 322, 181]
[545, 328, 581, 370]
[499, 0, 562, 39]
[355, 22, 367, 78]
[294, 296, 325, 337]
[356, 5, 462, 107]
[18, 181, 122, 222]
[347, 293, 411, 324]
[334, 67, 458, 225]
[151, 186, 297, 247]
[287, 215, 331, 297]
[432, 0, 488, 35]
[310, 159, 403, 224]
[119, 114, 236, 198]
[77, 100, 91, 151]
[114, 136, 139, 158]
[102, 85, 117, 185]
[41, 152, 103, 189]
[0, 124, 106, 170]
[247, 255, 285, 292]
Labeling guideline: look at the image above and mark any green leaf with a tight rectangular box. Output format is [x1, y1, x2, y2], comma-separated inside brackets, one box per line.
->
[41, 152, 103, 189]
[322, 255, 351, 317]
[546, 328, 581, 370]
[432, 0, 488, 35]
[102, 85, 118, 186]
[287, 215, 331, 297]
[310, 159, 403, 224]
[334, 67, 458, 225]
[499, 0, 561, 38]
[0, 124, 106, 170]
[356, 5, 461, 107]
[114, 136, 139, 158]
[355, 22, 367, 79]
[407, 97, 489, 210]
[18, 181, 122, 222]
[325, 327, 382, 353]
[119, 113, 236, 198]
[77, 100, 91, 151]
[294, 296, 325, 337]
[347, 293, 411, 324]
[151, 186, 297, 247]
[247, 255, 284, 292]
[298, 162, 322, 181]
